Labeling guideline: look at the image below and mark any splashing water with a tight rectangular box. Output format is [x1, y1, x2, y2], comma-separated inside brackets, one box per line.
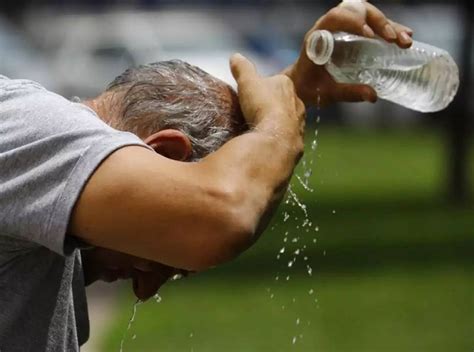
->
[119, 299, 142, 352]
[287, 186, 308, 218]
[267, 92, 323, 348]
[153, 293, 162, 303]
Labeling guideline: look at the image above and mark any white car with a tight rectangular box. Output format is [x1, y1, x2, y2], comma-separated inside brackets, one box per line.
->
[0, 16, 55, 91]
[26, 10, 276, 97]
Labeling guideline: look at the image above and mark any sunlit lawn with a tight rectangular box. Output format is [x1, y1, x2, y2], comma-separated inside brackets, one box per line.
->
[101, 127, 474, 352]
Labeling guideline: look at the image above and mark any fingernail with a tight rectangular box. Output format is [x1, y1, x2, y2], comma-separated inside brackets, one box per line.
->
[362, 24, 375, 38]
[400, 31, 412, 45]
[383, 24, 397, 40]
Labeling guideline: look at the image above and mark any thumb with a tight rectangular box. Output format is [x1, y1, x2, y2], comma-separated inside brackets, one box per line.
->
[332, 83, 377, 103]
[230, 53, 259, 84]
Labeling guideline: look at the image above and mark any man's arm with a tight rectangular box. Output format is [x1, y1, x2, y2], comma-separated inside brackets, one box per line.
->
[284, 1, 414, 107]
[70, 54, 305, 271]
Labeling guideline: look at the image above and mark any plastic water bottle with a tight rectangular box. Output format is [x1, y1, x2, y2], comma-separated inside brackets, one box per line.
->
[305, 30, 459, 112]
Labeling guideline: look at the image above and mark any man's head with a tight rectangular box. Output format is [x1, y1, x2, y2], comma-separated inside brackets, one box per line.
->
[87, 60, 245, 161]
[82, 60, 246, 299]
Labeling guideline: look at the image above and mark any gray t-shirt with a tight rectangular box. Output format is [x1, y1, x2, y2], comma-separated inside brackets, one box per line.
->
[0, 76, 149, 351]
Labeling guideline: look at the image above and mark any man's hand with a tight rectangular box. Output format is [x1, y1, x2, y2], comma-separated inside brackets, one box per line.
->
[284, 1, 414, 107]
[230, 53, 305, 137]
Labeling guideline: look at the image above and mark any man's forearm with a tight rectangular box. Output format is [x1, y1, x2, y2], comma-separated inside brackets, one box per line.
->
[200, 115, 303, 243]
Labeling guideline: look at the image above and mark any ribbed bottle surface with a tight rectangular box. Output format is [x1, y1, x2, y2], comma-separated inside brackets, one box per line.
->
[315, 32, 459, 112]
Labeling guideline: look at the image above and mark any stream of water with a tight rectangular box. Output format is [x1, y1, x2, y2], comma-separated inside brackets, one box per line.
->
[118, 95, 323, 350]
[269, 96, 322, 346]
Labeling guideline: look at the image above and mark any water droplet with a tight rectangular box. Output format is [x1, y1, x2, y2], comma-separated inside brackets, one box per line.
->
[292, 336, 297, 344]
[171, 274, 183, 281]
[190, 332, 194, 338]
[311, 139, 318, 151]
[275, 276, 279, 281]
[309, 289, 314, 295]
[315, 226, 319, 232]
[306, 265, 313, 276]
[304, 256, 308, 261]
[323, 250, 326, 256]
[313, 238, 317, 243]
[279, 247, 285, 254]
[294, 249, 300, 255]
[295, 174, 314, 192]
[270, 294, 274, 299]
[296, 318, 300, 325]
[132, 334, 136, 340]
[286, 275, 290, 281]
[119, 299, 142, 352]
[288, 260, 294, 268]
[153, 293, 162, 303]
[282, 305, 286, 310]
[288, 187, 308, 218]
[332, 209, 336, 214]
[283, 212, 290, 222]
[283, 237, 288, 243]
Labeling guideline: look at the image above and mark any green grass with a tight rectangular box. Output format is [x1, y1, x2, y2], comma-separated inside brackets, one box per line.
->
[103, 266, 473, 352]
[100, 127, 474, 352]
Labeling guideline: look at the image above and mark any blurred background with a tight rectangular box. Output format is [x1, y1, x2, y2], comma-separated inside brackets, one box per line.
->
[1, 0, 472, 351]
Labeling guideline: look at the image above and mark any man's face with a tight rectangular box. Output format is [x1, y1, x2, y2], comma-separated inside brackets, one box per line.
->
[81, 248, 180, 300]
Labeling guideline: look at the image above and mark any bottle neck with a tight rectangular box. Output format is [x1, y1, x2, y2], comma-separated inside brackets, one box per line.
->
[305, 30, 334, 65]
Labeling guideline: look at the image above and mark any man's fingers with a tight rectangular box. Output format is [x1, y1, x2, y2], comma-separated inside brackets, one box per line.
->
[317, 7, 368, 37]
[389, 20, 414, 48]
[365, 3, 398, 43]
[230, 53, 259, 84]
[332, 84, 377, 103]
[319, 2, 415, 49]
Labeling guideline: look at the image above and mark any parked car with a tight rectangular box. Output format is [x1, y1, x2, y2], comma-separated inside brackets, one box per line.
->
[0, 16, 55, 91]
[26, 10, 277, 97]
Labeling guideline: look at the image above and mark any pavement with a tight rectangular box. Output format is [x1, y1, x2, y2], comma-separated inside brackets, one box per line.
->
[82, 282, 121, 352]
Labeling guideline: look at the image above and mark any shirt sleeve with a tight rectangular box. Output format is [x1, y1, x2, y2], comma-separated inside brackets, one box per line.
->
[0, 80, 152, 255]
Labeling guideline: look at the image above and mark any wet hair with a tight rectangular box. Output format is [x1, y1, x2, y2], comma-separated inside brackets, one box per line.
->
[106, 60, 244, 160]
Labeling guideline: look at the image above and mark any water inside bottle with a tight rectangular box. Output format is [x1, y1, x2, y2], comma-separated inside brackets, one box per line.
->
[328, 35, 459, 112]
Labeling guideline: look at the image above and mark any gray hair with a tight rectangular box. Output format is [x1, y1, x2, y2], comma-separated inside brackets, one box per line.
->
[106, 60, 244, 160]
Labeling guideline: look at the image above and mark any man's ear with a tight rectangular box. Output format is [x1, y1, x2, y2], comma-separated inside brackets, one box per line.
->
[144, 129, 192, 161]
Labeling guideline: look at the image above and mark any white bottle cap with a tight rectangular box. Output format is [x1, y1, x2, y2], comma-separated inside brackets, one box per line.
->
[305, 30, 334, 66]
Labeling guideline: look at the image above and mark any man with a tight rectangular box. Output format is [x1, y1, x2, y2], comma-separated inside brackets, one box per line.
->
[0, 2, 413, 351]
